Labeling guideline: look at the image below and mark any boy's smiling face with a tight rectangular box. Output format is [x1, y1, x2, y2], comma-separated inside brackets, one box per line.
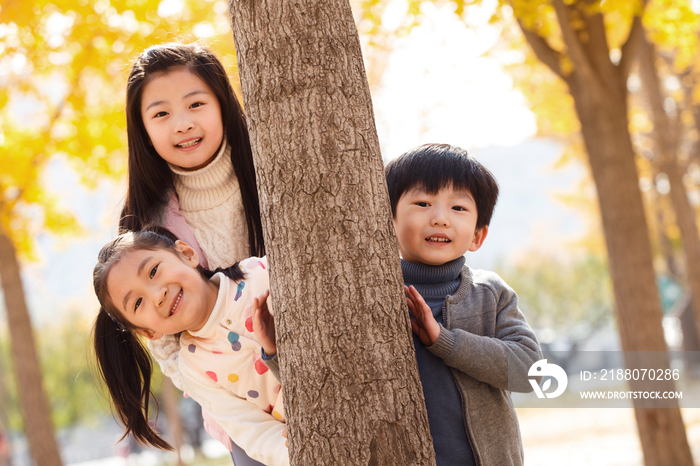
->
[393, 185, 488, 266]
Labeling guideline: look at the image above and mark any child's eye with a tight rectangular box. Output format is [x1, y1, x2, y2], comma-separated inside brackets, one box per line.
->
[154, 111, 168, 118]
[452, 206, 466, 211]
[150, 265, 158, 278]
[135, 297, 142, 311]
[416, 202, 429, 207]
[190, 102, 204, 108]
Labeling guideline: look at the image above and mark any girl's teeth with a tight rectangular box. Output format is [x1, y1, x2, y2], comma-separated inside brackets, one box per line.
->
[427, 237, 450, 242]
[170, 291, 182, 315]
[177, 138, 201, 148]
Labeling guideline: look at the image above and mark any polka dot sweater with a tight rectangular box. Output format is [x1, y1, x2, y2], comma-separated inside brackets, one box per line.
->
[179, 257, 285, 423]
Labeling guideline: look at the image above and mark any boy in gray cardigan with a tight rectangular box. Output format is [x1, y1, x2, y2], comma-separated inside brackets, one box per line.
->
[385, 143, 542, 466]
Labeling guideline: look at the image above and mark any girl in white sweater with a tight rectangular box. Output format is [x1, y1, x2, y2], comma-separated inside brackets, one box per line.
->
[114, 43, 285, 465]
[93, 229, 287, 466]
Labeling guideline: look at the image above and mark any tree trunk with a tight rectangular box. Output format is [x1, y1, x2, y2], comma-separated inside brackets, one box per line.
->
[227, 1, 436, 465]
[637, 33, 700, 344]
[518, 2, 692, 464]
[161, 378, 184, 466]
[653, 198, 680, 279]
[0, 229, 63, 466]
[0, 346, 13, 466]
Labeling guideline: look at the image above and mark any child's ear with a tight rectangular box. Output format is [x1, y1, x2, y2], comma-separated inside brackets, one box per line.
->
[468, 225, 489, 252]
[135, 328, 163, 341]
[175, 240, 199, 268]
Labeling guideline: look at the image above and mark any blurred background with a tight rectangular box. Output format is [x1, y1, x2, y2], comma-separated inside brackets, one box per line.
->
[1, 0, 700, 464]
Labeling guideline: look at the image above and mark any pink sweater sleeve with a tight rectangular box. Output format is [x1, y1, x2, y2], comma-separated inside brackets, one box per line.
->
[163, 191, 210, 270]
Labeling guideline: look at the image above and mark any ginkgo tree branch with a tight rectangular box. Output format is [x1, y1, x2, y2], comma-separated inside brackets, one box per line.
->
[7, 42, 96, 215]
[552, 0, 599, 87]
[619, 14, 646, 81]
[516, 18, 567, 82]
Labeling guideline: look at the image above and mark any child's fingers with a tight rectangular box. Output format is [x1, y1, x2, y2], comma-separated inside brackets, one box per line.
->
[410, 318, 420, 334]
[252, 307, 263, 335]
[253, 299, 261, 321]
[258, 290, 270, 307]
[408, 285, 428, 307]
[405, 296, 416, 313]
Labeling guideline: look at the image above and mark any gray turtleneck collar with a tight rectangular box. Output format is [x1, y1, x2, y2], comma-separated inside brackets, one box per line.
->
[400, 256, 465, 299]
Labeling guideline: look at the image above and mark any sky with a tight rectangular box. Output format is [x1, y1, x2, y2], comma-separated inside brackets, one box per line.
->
[11, 1, 587, 327]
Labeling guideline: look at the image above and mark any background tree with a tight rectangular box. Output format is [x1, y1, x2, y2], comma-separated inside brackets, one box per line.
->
[635, 31, 700, 340]
[228, 0, 436, 464]
[498, 253, 613, 340]
[359, 1, 695, 464]
[0, 1, 237, 462]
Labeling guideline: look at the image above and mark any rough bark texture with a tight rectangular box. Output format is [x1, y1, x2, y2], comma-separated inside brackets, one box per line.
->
[0, 230, 63, 466]
[637, 34, 700, 344]
[227, 1, 436, 465]
[518, 1, 692, 465]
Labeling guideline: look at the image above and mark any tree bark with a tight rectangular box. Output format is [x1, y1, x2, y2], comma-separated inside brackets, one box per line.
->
[0, 229, 63, 466]
[637, 33, 700, 343]
[227, 1, 436, 465]
[518, 2, 692, 465]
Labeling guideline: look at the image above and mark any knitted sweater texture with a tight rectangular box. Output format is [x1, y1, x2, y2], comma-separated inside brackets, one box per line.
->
[404, 260, 542, 466]
[169, 143, 249, 269]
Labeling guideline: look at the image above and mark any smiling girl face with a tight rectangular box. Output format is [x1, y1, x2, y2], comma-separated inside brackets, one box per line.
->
[105, 241, 219, 340]
[140, 68, 224, 171]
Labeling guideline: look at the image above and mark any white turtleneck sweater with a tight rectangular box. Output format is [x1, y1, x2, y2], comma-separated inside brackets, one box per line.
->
[169, 143, 250, 269]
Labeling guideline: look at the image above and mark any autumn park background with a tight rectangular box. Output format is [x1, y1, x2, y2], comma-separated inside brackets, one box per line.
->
[2, 0, 700, 465]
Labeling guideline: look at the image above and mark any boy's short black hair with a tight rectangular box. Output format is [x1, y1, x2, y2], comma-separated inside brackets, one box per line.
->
[385, 143, 499, 230]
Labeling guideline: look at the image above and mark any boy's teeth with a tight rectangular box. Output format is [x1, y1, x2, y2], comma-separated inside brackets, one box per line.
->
[426, 237, 450, 242]
[177, 138, 201, 148]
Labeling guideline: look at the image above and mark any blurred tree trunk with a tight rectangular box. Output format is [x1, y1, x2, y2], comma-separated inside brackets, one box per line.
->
[0, 230, 63, 466]
[653, 198, 680, 280]
[637, 33, 700, 344]
[517, 1, 692, 464]
[161, 378, 184, 466]
[0, 350, 12, 466]
[691, 100, 700, 164]
[228, 1, 436, 465]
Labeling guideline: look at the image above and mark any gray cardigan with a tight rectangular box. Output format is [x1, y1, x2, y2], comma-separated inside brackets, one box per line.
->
[427, 264, 542, 466]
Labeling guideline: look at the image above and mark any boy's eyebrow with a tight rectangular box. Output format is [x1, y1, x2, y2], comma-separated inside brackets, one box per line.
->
[454, 191, 475, 202]
[144, 90, 207, 111]
[121, 256, 153, 311]
[406, 186, 475, 203]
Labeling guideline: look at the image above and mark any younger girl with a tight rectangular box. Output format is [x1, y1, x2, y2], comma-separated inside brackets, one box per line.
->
[117, 42, 278, 464]
[93, 229, 287, 465]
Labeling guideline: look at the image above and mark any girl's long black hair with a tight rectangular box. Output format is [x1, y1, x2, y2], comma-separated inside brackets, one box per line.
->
[92, 227, 245, 449]
[119, 42, 265, 258]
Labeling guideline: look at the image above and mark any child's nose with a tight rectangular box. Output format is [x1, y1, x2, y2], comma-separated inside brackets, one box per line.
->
[154, 287, 167, 308]
[431, 208, 450, 226]
[174, 115, 194, 133]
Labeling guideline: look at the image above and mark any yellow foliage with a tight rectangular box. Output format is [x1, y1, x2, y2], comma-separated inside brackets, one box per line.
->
[644, 0, 699, 70]
[0, 0, 237, 260]
[357, 0, 700, 263]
